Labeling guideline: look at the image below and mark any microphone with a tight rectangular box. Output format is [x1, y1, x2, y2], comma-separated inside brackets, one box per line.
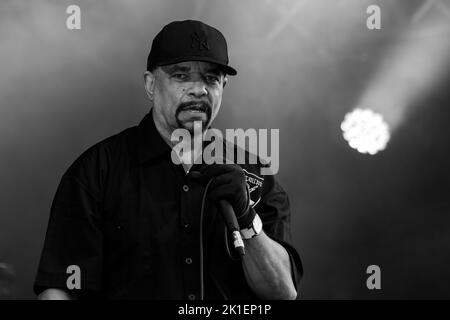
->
[218, 200, 245, 256]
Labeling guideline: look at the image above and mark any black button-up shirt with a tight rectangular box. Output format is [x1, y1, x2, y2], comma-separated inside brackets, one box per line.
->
[34, 111, 302, 299]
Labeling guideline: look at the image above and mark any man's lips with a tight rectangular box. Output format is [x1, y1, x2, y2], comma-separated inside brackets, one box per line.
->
[181, 109, 205, 114]
[179, 103, 208, 113]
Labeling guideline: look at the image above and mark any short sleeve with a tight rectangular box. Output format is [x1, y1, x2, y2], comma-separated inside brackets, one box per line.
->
[33, 149, 105, 296]
[255, 174, 303, 295]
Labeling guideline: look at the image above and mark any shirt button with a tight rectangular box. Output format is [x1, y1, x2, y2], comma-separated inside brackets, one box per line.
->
[144, 265, 151, 271]
[185, 257, 193, 265]
[184, 222, 190, 228]
[182, 185, 189, 192]
[188, 294, 196, 300]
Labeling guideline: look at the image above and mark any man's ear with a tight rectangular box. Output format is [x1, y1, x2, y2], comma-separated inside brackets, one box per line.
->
[223, 76, 228, 88]
[143, 70, 156, 100]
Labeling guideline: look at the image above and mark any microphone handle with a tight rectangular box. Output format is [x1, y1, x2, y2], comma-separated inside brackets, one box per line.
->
[218, 200, 245, 256]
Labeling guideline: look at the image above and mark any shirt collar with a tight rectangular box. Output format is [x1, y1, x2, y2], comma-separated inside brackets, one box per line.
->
[137, 109, 172, 164]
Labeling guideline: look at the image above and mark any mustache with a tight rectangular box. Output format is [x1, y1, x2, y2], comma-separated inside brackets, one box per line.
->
[177, 100, 212, 113]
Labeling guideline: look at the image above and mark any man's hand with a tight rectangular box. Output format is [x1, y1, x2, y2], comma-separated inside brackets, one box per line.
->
[190, 164, 256, 229]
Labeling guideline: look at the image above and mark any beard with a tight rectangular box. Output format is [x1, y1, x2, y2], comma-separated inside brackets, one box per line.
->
[175, 100, 213, 133]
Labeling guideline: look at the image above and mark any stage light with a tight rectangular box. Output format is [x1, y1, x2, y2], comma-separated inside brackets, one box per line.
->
[341, 108, 390, 155]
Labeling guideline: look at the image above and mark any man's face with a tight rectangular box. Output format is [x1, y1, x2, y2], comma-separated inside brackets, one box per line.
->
[147, 61, 227, 134]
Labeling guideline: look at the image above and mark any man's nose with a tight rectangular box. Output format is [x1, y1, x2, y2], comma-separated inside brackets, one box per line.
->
[187, 80, 208, 98]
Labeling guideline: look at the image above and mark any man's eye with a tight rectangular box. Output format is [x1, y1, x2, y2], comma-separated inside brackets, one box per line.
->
[172, 73, 188, 80]
[205, 75, 220, 84]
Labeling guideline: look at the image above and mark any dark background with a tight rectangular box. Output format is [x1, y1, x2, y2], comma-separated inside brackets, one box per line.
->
[1, 0, 449, 299]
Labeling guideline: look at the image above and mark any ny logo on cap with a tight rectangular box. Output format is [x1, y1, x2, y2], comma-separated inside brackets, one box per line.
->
[191, 32, 210, 51]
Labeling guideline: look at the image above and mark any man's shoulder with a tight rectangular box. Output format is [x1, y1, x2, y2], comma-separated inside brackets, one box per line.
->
[90, 125, 137, 154]
[64, 125, 138, 177]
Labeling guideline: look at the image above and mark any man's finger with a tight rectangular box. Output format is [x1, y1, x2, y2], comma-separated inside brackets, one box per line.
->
[199, 164, 241, 179]
[188, 170, 210, 185]
[191, 165, 229, 184]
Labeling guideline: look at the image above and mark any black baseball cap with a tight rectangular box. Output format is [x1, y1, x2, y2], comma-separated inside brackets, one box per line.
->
[147, 20, 237, 76]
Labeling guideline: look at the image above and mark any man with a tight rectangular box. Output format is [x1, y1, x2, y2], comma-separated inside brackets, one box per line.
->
[34, 20, 302, 300]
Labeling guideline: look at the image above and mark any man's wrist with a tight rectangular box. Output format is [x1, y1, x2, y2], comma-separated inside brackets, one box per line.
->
[236, 184, 255, 228]
[237, 205, 256, 230]
[240, 213, 262, 239]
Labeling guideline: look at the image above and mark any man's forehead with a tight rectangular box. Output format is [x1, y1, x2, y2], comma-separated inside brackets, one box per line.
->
[161, 61, 223, 73]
